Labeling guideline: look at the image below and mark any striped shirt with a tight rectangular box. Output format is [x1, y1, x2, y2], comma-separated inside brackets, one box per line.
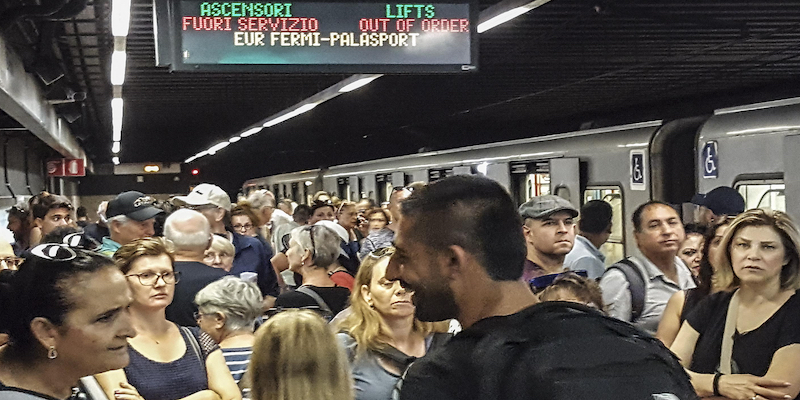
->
[221, 347, 253, 384]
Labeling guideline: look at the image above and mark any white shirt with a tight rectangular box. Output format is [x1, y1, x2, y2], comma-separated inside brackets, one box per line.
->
[563, 235, 606, 280]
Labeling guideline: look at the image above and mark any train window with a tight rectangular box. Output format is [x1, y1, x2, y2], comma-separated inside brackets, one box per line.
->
[735, 181, 786, 212]
[583, 187, 625, 266]
[337, 178, 351, 201]
[511, 161, 550, 204]
[376, 174, 393, 205]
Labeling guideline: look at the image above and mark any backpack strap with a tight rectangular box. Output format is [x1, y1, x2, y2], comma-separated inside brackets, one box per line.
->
[607, 258, 646, 322]
[296, 285, 333, 317]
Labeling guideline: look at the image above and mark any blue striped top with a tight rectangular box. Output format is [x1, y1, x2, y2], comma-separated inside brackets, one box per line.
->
[222, 346, 253, 384]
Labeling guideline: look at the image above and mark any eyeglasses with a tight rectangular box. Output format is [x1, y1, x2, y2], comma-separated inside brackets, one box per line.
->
[0, 257, 23, 268]
[368, 246, 395, 259]
[126, 271, 180, 286]
[302, 225, 317, 260]
[193, 311, 216, 320]
[233, 223, 253, 231]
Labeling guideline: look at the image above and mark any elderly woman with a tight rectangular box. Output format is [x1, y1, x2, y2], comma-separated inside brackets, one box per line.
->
[195, 276, 263, 393]
[274, 225, 350, 318]
[671, 210, 800, 400]
[0, 244, 136, 399]
[96, 237, 240, 400]
[658, 218, 733, 347]
[337, 247, 450, 400]
[251, 310, 352, 400]
[205, 235, 236, 272]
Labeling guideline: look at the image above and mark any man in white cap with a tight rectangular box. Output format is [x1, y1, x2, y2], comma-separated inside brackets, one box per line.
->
[173, 183, 280, 308]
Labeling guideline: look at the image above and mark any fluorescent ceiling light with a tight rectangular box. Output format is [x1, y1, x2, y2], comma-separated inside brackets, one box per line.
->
[240, 127, 262, 137]
[477, 6, 531, 33]
[207, 141, 230, 155]
[263, 103, 318, 127]
[339, 76, 381, 93]
[184, 156, 197, 163]
[110, 51, 127, 85]
[111, 0, 132, 36]
[111, 98, 123, 141]
[112, 141, 121, 154]
[112, 156, 120, 165]
[229, 136, 242, 143]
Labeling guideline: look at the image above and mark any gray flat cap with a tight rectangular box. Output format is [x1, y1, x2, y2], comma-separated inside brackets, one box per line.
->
[519, 195, 579, 219]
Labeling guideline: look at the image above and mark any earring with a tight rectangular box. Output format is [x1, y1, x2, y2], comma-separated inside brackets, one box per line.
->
[368, 302, 374, 309]
[47, 346, 58, 360]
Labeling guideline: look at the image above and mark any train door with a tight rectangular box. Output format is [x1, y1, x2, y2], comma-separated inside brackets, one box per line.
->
[584, 187, 625, 266]
[550, 158, 581, 210]
[510, 160, 550, 205]
[337, 178, 351, 201]
[375, 174, 392, 206]
[291, 183, 300, 204]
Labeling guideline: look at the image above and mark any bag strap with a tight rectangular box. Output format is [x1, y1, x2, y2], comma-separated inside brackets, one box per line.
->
[607, 258, 646, 322]
[719, 289, 740, 374]
[296, 285, 333, 316]
[180, 326, 205, 365]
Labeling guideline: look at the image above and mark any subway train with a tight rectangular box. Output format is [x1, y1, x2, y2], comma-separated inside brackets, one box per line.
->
[243, 96, 799, 262]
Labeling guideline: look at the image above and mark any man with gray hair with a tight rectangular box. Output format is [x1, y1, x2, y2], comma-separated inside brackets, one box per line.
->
[99, 191, 163, 256]
[164, 208, 227, 327]
[247, 189, 292, 252]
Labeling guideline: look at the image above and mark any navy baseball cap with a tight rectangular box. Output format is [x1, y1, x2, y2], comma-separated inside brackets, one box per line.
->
[691, 186, 745, 216]
[106, 191, 163, 221]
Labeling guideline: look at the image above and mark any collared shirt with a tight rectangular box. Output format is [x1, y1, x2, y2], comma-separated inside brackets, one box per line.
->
[358, 228, 395, 259]
[99, 237, 121, 257]
[600, 255, 696, 335]
[229, 230, 280, 298]
[563, 235, 606, 280]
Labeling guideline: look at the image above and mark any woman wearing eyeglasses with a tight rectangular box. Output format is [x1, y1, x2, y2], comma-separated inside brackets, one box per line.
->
[336, 247, 450, 400]
[274, 225, 350, 318]
[96, 237, 240, 400]
[0, 244, 136, 399]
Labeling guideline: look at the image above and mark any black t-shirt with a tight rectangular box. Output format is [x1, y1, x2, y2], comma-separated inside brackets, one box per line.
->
[686, 289, 800, 377]
[274, 285, 350, 315]
[165, 261, 227, 327]
[0, 381, 60, 400]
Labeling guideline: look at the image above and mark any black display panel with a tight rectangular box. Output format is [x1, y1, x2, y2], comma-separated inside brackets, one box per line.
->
[158, 0, 478, 73]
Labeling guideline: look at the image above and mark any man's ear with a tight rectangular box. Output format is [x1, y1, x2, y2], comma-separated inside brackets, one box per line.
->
[444, 245, 471, 279]
[214, 208, 226, 223]
[34, 217, 44, 229]
[30, 317, 60, 351]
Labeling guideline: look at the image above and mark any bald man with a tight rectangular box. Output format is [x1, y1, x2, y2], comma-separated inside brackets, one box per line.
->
[0, 238, 21, 271]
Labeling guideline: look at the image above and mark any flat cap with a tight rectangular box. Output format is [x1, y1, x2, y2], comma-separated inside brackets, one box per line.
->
[519, 195, 579, 220]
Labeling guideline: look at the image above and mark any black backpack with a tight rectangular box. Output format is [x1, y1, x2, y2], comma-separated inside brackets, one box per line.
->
[463, 302, 698, 400]
[605, 258, 647, 322]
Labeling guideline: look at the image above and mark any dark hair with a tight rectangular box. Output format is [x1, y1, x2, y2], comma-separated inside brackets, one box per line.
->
[694, 219, 733, 297]
[631, 200, 676, 232]
[293, 204, 312, 224]
[0, 247, 115, 359]
[7, 204, 28, 220]
[400, 175, 526, 281]
[366, 208, 390, 224]
[578, 200, 613, 234]
[76, 206, 88, 219]
[310, 199, 334, 215]
[30, 192, 73, 220]
[684, 223, 707, 237]
[41, 226, 81, 244]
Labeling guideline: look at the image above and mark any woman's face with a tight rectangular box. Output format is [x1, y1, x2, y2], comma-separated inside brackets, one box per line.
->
[232, 215, 256, 237]
[309, 206, 335, 225]
[286, 238, 309, 272]
[679, 233, 704, 277]
[730, 225, 788, 286]
[708, 224, 730, 271]
[204, 247, 234, 272]
[369, 212, 388, 231]
[54, 267, 135, 377]
[125, 254, 175, 310]
[361, 259, 414, 319]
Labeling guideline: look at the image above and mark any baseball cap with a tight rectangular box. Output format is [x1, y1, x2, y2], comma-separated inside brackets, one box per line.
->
[691, 186, 745, 216]
[106, 191, 163, 221]
[172, 183, 232, 211]
[519, 195, 579, 220]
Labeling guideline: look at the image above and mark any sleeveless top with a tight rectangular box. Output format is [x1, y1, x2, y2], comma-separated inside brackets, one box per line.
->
[124, 326, 218, 400]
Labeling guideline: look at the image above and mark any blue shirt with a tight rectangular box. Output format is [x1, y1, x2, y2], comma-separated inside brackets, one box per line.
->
[98, 237, 121, 257]
[563, 235, 607, 280]
[230, 231, 280, 298]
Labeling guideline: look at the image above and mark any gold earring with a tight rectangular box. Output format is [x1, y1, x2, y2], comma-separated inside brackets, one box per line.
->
[48, 346, 58, 360]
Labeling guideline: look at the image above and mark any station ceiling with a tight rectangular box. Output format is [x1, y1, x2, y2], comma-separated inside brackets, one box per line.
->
[4, 0, 800, 189]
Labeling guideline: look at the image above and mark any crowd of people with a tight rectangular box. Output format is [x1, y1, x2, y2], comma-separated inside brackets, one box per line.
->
[0, 177, 798, 400]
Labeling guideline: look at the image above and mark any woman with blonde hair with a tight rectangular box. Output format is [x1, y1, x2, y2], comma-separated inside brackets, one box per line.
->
[336, 247, 450, 400]
[250, 310, 352, 400]
[96, 237, 240, 400]
[671, 209, 800, 400]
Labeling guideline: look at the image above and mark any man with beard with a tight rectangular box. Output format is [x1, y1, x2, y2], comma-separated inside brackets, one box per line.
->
[386, 176, 696, 400]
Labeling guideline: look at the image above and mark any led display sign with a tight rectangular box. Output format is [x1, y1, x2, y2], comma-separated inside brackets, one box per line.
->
[155, 0, 477, 72]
